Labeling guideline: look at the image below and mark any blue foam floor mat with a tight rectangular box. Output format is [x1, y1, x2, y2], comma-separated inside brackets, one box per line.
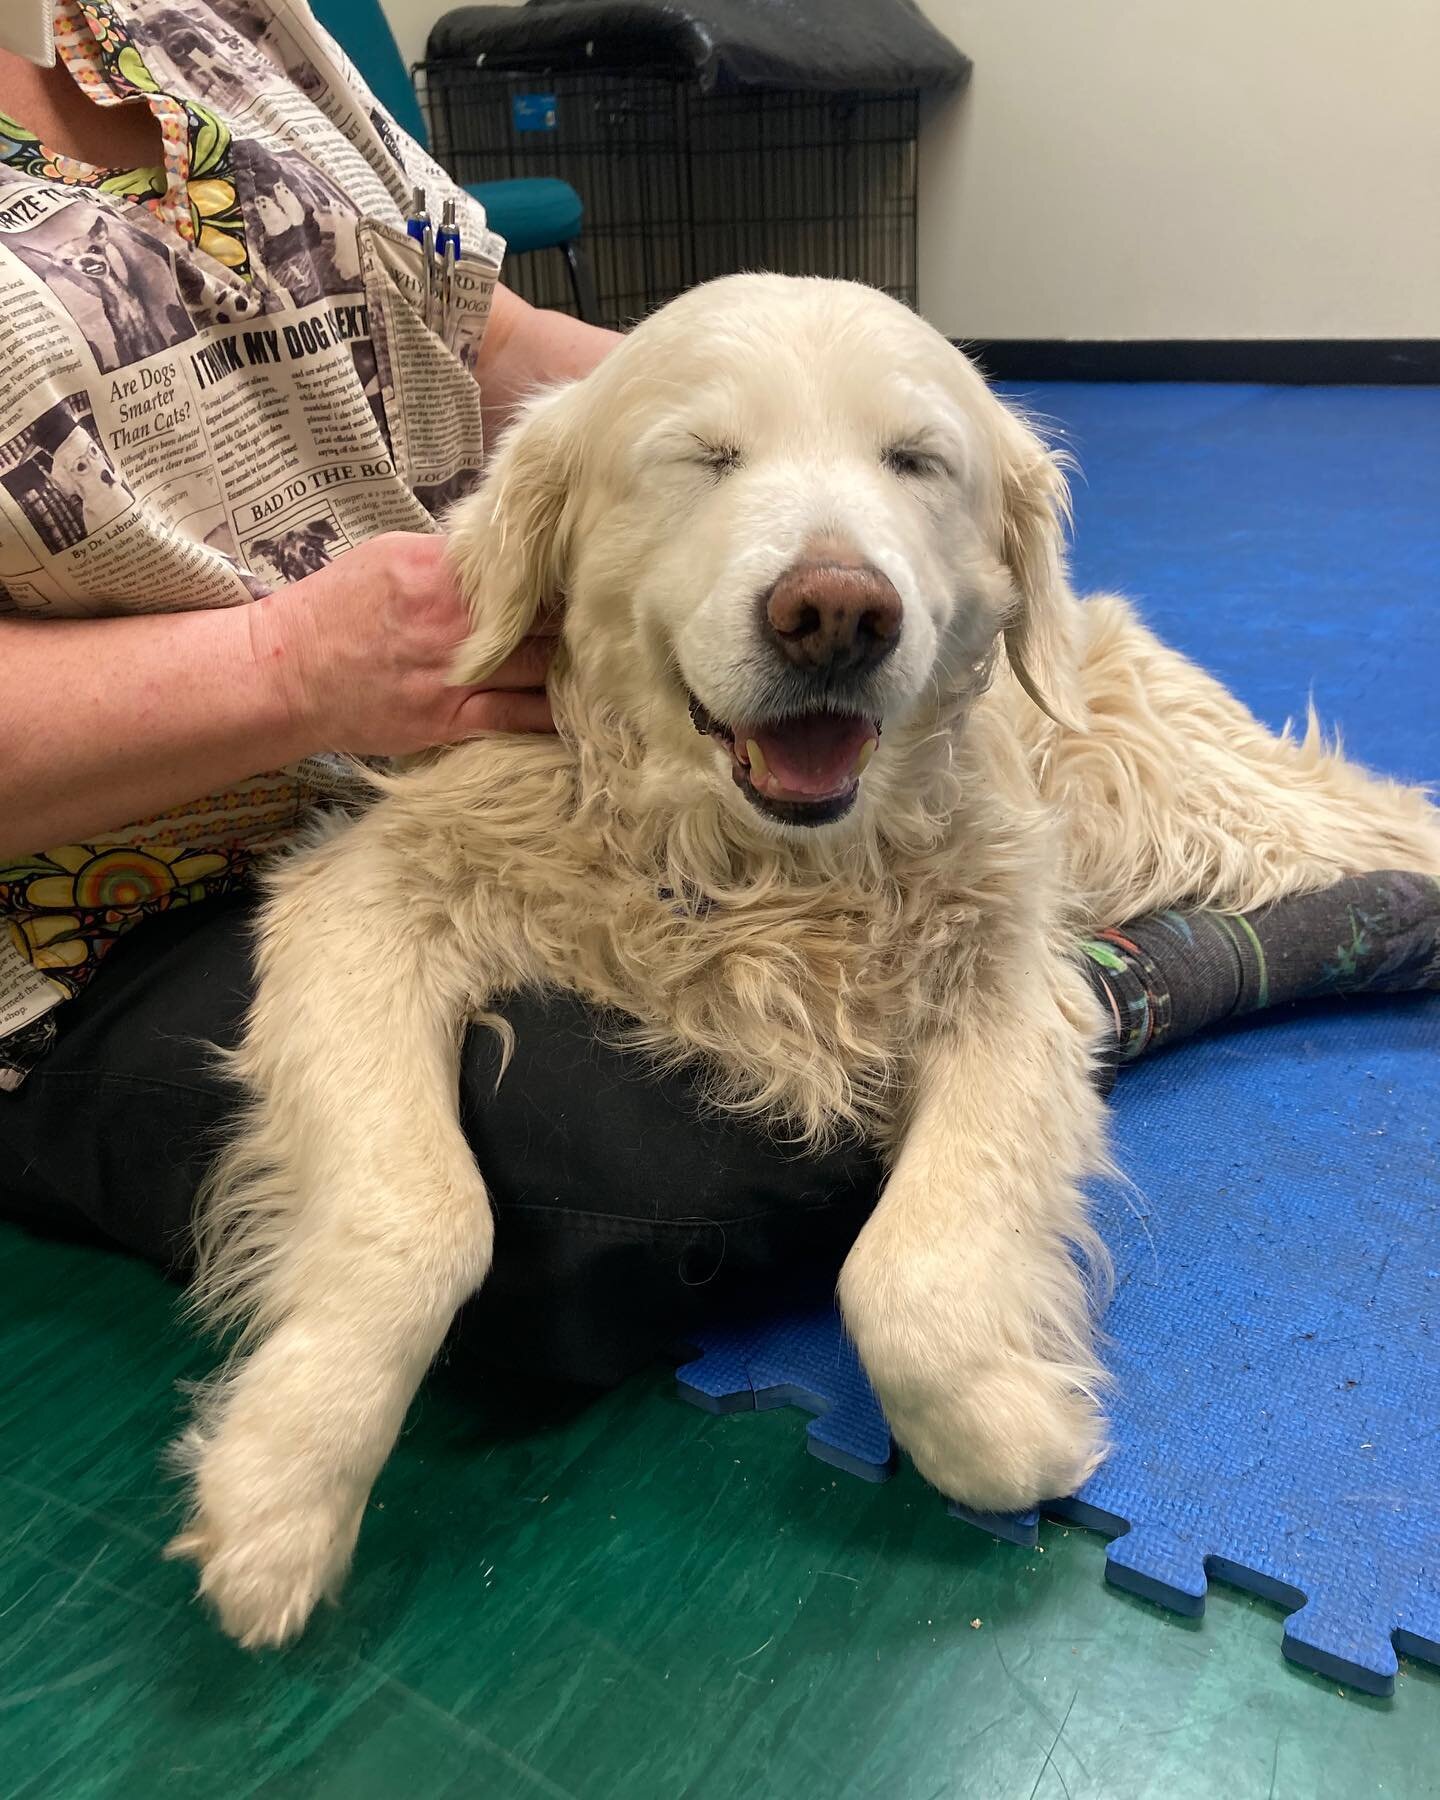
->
[676, 384, 1440, 1699]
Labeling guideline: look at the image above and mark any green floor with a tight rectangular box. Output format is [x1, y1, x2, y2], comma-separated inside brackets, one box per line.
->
[0, 1226, 1432, 1798]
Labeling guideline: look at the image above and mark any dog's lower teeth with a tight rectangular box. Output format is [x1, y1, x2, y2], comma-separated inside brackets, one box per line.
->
[745, 739, 769, 782]
[855, 739, 876, 776]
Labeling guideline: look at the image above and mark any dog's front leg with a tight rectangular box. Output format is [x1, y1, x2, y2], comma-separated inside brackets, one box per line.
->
[169, 833, 505, 1648]
[838, 947, 1110, 1512]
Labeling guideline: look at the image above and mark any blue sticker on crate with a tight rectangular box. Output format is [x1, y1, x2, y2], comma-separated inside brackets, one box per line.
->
[512, 94, 558, 133]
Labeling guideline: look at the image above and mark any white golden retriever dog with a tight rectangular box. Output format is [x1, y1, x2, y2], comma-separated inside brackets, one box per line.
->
[172, 275, 1440, 1645]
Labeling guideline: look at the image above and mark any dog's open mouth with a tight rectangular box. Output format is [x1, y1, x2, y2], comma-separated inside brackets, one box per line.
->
[689, 695, 879, 826]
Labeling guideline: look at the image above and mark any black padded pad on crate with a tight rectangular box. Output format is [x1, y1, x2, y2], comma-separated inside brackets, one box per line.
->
[427, 0, 972, 96]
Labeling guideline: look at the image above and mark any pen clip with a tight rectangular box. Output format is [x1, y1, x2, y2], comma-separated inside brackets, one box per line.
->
[438, 198, 460, 348]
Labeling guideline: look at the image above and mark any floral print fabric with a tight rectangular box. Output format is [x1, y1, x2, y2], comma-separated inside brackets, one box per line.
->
[0, 1, 249, 269]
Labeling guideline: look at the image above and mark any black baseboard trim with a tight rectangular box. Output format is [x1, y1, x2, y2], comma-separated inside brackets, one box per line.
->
[957, 339, 1440, 384]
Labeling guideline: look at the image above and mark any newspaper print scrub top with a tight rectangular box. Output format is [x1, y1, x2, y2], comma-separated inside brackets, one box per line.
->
[0, 0, 505, 1086]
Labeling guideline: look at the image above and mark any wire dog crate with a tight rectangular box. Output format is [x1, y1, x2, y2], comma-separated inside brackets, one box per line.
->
[421, 66, 920, 328]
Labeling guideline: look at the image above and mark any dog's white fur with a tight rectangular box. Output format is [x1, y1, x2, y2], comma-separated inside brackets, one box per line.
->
[170, 276, 1440, 1646]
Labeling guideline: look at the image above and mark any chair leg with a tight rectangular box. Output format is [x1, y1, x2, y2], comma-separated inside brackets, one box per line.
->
[563, 239, 601, 325]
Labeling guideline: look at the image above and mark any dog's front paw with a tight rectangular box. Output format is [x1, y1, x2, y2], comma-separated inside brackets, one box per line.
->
[167, 1427, 365, 1649]
[871, 1355, 1106, 1512]
[838, 1237, 1107, 1512]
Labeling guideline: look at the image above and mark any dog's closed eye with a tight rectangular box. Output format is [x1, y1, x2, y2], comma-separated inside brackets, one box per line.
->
[689, 436, 745, 479]
[881, 444, 952, 481]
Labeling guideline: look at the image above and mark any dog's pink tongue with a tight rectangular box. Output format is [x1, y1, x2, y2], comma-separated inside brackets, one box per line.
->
[748, 714, 877, 798]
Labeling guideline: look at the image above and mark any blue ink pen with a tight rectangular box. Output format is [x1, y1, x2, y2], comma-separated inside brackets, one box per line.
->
[436, 197, 461, 344]
[405, 185, 434, 329]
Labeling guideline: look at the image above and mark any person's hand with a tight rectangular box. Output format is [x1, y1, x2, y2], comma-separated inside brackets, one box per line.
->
[249, 532, 555, 756]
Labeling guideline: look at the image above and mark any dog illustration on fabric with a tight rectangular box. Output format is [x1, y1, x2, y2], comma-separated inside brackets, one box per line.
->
[145, 5, 268, 108]
[0, 397, 131, 555]
[245, 510, 349, 586]
[238, 142, 360, 310]
[47, 425, 129, 540]
[6, 207, 195, 372]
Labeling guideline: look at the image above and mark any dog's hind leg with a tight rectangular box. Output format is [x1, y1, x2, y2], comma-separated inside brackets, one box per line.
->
[1038, 594, 1440, 924]
[169, 817, 504, 1648]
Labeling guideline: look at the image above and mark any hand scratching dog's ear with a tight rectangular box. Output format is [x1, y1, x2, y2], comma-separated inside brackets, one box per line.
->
[997, 417, 1089, 735]
[447, 385, 579, 684]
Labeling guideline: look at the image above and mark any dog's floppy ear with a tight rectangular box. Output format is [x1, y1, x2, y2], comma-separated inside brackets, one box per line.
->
[996, 415, 1088, 733]
[447, 385, 579, 684]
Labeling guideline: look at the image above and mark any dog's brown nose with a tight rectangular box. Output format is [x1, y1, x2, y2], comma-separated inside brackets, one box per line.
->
[762, 557, 902, 675]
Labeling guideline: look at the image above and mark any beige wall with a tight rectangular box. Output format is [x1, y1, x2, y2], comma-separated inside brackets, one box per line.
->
[379, 0, 446, 72]
[916, 0, 1440, 339]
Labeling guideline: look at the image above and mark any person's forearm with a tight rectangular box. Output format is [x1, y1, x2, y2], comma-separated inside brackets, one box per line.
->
[0, 601, 312, 860]
[476, 285, 621, 434]
[0, 528, 561, 861]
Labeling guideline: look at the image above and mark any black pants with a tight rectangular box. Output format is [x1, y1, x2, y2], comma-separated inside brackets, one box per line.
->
[5, 873, 1428, 1383]
[0, 896, 883, 1386]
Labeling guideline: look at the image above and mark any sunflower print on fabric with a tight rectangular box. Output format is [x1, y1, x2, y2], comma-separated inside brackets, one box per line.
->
[1, 842, 248, 997]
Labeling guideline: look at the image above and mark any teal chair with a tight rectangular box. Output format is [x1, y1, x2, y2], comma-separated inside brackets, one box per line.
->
[310, 0, 599, 320]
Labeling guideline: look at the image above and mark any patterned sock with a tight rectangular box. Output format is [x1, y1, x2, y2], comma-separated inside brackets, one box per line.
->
[1079, 871, 1440, 1092]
